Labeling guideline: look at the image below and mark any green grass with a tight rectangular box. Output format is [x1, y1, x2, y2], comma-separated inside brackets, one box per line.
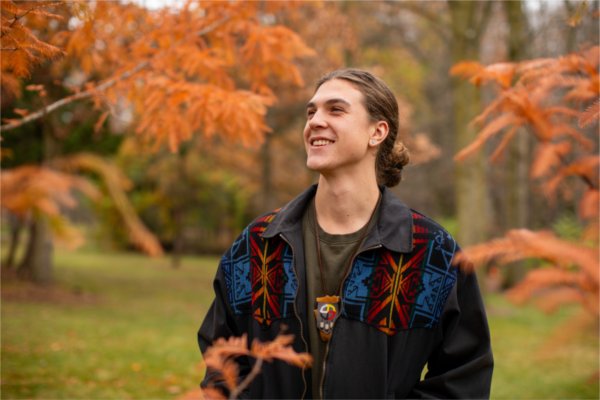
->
[487, 295, 599, 399]
[2, 249, 598, 399]
[2, 250, 218, 399]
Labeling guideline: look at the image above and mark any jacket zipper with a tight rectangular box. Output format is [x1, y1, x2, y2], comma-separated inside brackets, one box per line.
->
[279, 233, 309, 400]
[319, 341, 331, 399]
[320, 243, 383, 399]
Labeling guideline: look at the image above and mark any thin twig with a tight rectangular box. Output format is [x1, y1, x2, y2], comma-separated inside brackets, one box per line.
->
[1, 5, 37, 38]
[229, 358, 263, 400]
[1, 1, 63, 39]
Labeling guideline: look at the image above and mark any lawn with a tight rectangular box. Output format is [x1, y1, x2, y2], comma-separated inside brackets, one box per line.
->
[2, 250, 216, 399]
[1, 249, 598, 399]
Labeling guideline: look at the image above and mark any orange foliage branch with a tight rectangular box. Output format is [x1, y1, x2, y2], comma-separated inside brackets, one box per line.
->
[0, 14, 230, 133]
[1, 2, 315, 152]
[452, 43, 599, 321]
[0, 165, 98, 216]
[0, 0, 68, 100]
[0, 61, 148, 133]
[53, 153, 163, 257]
[452, 46, 599, 218]
[454, 229, 598, 279]
[0, 1, 65, 76]
[453, 229, 599, 316]
[0, 165, 100, 248]
[579, 100, 600, 128]
[1, 154, 164, 256]
[202, 334, 312, 400]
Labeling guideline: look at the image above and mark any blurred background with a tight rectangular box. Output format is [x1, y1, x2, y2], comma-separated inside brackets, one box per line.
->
[1, 0, 598, 399]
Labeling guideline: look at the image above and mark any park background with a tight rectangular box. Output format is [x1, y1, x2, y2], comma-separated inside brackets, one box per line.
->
[1, 0, 598, 399]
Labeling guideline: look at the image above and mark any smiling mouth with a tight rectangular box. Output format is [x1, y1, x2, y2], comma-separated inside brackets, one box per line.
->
[311, 139, 334, 147]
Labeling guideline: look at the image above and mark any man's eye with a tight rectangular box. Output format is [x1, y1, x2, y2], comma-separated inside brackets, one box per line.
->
[331, 107, 344, 113]
[307, 110, 315, 117]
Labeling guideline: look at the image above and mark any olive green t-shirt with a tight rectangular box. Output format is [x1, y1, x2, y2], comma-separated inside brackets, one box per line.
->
[302, 198, 380, 399]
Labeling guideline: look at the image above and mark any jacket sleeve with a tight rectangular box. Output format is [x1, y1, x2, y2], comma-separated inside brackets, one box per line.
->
[409, 267, 494, 399]
[197, 252, 252, 398]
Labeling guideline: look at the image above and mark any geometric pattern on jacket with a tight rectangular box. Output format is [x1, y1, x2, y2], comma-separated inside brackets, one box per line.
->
[222, 211, 297, 324]
[222, 210, 457, 335]
[342, 212, 457, 335]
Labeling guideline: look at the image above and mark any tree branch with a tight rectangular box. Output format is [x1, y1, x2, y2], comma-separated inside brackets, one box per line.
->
[0, 61, 149, 133]
[229, 358, 263, 400]
[396, 34, 430, 65]
[0, 15, 230, 134]
[196, 15, 229, 36]
[397, 1, 451, 45]
[475, 0, 494, 37]
[1, 5, 38, 38]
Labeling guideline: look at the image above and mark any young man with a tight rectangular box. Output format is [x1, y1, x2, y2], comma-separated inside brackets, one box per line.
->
[198, 69, 493, 399]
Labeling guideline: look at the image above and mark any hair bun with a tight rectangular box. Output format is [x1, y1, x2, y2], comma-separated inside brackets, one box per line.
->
[392, 142, 410, 170]
[377, 141, 410, 187]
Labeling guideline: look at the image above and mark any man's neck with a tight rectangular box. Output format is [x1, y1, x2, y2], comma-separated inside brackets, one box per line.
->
[314, 174, 381, 235]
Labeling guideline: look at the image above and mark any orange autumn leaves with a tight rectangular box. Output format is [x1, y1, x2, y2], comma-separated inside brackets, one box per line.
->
[1, 0, 314, 255]
[0, 165, 99, 249]
[55, 1, 315, 151]
[0, 1, 65, 98]
[1, 0, 315, 152]
[451, 46, 599, 319]
[201, 334, 312, 400]
[451, 46, 598, 165]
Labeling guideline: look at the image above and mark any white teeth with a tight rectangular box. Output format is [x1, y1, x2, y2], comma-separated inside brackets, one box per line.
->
[312, 139, 333, 146]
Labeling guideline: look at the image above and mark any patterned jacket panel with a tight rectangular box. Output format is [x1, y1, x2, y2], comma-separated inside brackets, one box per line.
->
[342, 211, 458, 335]
[222, 209, 457, 335]
[222, 211, 298, 326]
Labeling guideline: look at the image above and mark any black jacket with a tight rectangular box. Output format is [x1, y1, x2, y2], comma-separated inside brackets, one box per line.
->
[198, 185, 493, 399]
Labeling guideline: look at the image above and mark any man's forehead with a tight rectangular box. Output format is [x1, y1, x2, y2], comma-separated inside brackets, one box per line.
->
[306, 80, 362, 107]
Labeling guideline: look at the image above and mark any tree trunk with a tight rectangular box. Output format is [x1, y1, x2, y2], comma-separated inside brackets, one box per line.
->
[171, 208, 184, 269]
[563, 0, 578, 52]
[3, 213, 24, 269]
[18, 120, 57, 284]
[17, 217, 54, 284]
[448, 1, 493, 247]
[502, 0, 531, 287]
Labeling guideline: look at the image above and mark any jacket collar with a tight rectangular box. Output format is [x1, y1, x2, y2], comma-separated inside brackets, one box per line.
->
[262, 184, 414, 253]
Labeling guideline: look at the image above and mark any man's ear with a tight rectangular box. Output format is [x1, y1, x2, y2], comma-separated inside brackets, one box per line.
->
[369, 121, 389, 147]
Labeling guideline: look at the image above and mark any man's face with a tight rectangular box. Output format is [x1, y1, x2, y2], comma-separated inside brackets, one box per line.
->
[303, 79, 376, 175]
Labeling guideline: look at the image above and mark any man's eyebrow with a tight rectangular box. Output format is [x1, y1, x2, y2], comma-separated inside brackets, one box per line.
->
[306, 98, 351, 109]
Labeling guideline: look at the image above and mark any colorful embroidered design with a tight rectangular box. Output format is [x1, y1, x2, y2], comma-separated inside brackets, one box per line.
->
[342, 212, 457, 335]
[223, 209, 457, 333]
[222, 210, 297, 327]
[222, 228, 252, 314]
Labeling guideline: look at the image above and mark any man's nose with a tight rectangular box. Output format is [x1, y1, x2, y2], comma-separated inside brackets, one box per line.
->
[308, 110, 327, 129]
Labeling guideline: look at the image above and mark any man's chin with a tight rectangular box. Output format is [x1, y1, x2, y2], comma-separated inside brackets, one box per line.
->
[305, 162, 328, 173]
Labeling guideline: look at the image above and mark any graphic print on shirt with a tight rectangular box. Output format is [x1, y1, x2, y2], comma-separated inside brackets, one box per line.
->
[222, 211, 297, 326]
[342, 212, 457, 335]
